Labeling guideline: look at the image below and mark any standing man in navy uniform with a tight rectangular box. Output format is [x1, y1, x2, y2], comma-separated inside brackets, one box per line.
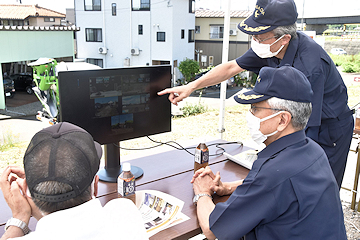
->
[191, 66, 347, 240]
[158, 0, 354, 188]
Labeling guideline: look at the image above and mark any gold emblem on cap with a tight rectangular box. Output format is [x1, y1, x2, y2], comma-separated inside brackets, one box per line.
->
[255, 5, 265, 17]
[239, 16, 271, 32]
[257, 77, 261, 83]
[237, 93, 264, 100]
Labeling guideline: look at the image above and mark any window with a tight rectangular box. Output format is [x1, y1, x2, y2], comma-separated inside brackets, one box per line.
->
[189, 0, 195, 13]
[85, 0, 101, 11]
[195, 26, 200, 34]
[87, 58, 103, 68]
[188, 29, 194, 42]
[86, 28, 102, 42]
[210, 26, 224, 39]
[112, 3, 116, 15]
[132, 0, 150, 11]
[157, 32, 165, 42]
[138, 25, 143, 35]
[181, 29, 185, 39]
[44, 17, 55, 22]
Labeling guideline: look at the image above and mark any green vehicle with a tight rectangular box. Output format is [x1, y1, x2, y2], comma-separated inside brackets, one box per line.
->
[28, 58, 101, 124]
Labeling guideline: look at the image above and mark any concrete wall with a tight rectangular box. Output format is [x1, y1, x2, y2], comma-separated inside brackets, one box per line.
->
[324, 41, 360, 55]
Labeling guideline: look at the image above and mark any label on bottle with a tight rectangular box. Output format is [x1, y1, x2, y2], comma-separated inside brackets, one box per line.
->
[118, 176, 135, 197]
[195, 148, 209, 164]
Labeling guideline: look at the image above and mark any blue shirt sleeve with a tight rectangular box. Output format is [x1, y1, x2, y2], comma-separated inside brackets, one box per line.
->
[209, 177, 277, 239]
[235, 49, 268, 75]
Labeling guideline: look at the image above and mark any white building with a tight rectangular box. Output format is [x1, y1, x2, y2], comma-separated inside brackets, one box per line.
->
[75, 0, 196, 79]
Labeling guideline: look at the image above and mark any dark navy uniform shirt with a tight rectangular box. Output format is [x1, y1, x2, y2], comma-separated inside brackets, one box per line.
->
[236, 31, 350, 129]
[209, 130, 346, 240]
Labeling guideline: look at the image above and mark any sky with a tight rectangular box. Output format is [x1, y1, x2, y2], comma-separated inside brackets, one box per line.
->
[0, 0, 359, 17]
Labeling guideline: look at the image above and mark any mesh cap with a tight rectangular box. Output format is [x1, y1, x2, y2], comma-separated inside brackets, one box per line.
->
[24, 122, 102, 203]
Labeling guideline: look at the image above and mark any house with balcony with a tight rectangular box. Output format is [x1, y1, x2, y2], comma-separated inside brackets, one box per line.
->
[195, 9, 252, 68]
[74, 0, 196, 82]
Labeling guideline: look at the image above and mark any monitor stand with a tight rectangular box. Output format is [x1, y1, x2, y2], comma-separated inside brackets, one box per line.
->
[97, 143, 144, 182]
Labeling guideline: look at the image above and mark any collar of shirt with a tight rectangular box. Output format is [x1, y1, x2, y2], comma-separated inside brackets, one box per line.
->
[277, 32, 300, 68]
[248, 130, 307, 177]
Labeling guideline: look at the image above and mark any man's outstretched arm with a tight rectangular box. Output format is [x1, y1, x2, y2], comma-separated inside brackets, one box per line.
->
[158, 60, 244, 105]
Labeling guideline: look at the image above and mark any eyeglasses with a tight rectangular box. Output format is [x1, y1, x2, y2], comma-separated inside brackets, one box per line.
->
[252, 35, 277, 43]
[249, 105, 285, 114]
[250, 105, 293, 118]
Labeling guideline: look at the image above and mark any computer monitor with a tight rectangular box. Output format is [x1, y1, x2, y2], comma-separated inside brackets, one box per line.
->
[58, 65, 172, 182]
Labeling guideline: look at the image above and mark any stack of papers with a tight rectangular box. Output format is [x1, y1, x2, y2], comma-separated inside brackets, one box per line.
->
[136, 190, 189, 238]
[223, 149, 258, 170]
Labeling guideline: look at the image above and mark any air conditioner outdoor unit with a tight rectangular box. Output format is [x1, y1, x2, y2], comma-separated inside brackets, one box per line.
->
[229, 29, 237, 36]
[98, 47, 107, 54]
[131, 48, 140, 56]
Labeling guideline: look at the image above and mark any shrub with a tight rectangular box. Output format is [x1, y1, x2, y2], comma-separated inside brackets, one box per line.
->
[178, 58, 200, 84]
[181, 102, 208, 117]
[329, 53, 360, 73]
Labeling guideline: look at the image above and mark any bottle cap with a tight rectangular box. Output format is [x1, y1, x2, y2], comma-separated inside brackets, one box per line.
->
[122, 162, 131, 171]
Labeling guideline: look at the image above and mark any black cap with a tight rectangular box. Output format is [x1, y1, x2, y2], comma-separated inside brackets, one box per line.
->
[24, 122, 102, 203]
[238, 0, 298, 35]
[234, 66, 313, 104]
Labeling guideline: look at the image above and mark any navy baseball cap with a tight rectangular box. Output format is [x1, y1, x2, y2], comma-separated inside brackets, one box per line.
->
[234, 66, 313, 104]
[238, 0, 298, 35]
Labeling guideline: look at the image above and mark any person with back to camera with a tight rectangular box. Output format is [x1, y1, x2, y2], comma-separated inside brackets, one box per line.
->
[191, 66, 347, 240]
[158, 0, 354, 188]
[0, 122, 148, 240]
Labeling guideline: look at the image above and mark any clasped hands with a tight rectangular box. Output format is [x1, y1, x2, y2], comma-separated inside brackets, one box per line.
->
[191, 166, 232, 197]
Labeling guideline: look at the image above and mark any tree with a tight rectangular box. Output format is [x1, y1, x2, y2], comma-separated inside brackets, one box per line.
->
[178, 58, 200, 84]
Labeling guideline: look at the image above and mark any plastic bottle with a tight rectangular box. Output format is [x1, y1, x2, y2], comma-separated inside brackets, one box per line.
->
[118, 162, 136, 204]
[194, 140, 209, 172]
[355, 107, 360, 130]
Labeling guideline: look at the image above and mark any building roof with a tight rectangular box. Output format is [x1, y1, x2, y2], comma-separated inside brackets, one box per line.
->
[195, 9, 252, 18]
[0, 25, 79, 31]
[0, 4, 65, 20]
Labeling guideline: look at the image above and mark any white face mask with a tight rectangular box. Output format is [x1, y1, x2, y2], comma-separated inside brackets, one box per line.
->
[251, 35, 285, 58]
[246, 111, 283, 145]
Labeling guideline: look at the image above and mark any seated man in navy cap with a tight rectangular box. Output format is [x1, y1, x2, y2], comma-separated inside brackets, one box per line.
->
[159, 0, 354, 189]
[0, 122, 148, 240]
[191, 66, 347, 240]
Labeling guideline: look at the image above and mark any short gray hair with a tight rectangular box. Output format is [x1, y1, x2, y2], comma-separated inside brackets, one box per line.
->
[272, 23, 297, 40]
[267, 97, 312, 130]
[32, 181, 92, 214]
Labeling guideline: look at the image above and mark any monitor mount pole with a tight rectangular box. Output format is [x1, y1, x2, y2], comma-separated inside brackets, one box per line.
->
[97, 143, 144, 182]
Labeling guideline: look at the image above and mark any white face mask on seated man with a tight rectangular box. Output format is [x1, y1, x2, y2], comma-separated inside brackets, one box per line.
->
[246, 110, 284, 145]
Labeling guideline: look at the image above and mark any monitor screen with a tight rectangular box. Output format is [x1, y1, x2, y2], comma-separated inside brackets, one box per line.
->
[58, 65, 172, 145]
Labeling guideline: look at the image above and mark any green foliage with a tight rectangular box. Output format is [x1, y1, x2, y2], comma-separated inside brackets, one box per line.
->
[180, 102, 208, 117]
[329, 54, 360, 73]
[178, 58, 200, 84]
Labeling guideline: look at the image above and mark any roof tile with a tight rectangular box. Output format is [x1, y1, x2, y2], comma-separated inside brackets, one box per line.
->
[0, 4, 65, 20]
[195, 9, 253, 18]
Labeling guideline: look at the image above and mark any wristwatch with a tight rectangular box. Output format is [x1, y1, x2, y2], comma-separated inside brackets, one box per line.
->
[193, 193, 212, 205]
[5, 217, 31, 235]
